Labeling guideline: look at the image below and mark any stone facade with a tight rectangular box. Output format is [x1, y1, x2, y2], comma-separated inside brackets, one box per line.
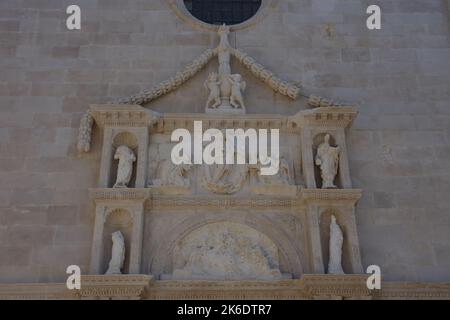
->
[0, 0, 450, 299]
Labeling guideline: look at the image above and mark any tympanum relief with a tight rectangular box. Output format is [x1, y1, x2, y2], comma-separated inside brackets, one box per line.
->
[171, 222, 283, 281]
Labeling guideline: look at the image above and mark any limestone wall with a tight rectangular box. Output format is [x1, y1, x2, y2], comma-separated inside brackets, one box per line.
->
[0, 0, 449, 283]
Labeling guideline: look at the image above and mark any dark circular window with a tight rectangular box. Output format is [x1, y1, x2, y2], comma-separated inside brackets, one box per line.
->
[184, 0, 262, 25]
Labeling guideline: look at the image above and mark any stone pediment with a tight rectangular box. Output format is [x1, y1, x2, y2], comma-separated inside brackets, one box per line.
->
[113, 25, 301, 108]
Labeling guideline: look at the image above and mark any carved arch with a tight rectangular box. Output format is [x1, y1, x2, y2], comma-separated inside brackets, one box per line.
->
[146, 212, 305, 279]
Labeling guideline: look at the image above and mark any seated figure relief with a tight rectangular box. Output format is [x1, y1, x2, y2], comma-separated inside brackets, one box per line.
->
[152, 159, 192, 187]
[258, 157, 292, 186]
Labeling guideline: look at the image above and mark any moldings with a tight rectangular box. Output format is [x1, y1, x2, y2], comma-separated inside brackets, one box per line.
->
[89, 188, 151, 202]
[2, 276, 449, 300]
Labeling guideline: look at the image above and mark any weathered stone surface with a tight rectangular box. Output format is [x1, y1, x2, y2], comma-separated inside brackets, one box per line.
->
[0, 0, 448, 291]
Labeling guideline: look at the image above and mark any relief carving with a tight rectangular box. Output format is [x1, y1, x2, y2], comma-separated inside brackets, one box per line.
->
[152, 159, 192, 188]
[206, 25, 247, 113]
[172, 222, 282, 281]
[201, 162, 248, 194]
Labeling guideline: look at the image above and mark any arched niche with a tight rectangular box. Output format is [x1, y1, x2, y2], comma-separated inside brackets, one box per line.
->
[146, 214, 305, 279]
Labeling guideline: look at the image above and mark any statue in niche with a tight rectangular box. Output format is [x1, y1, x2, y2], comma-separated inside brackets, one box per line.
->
[328, 215, 345, 275]
[229, 74, 246, 110]
[113, 145, 136, 188]
[204, 72, 221, 109]
[315, 134, 340, 189]
[152, 159, 192, 187]
[105, 231, 125, 275]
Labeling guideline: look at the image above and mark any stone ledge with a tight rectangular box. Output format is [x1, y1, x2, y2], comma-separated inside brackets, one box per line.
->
[89, 188, 151, 202]
[300, 188, 363, 204]
[288, 106, 358, 129]
[1, 275, 450, 300]
[87, 104, 359, 133]
[79, 274, 153, 300]
[87, 188, 362, 208]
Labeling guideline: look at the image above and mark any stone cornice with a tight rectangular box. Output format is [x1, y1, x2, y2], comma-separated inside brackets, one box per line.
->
[377, 282, 450, 300]
[300, 274, 371, 298]
[148, 195, 299, 210]
[1, 276, 450, 300]
[79, 275, 153, 300]
[288, 106, 358, 129]
[89, 104, 159, 128]
[87, 105, 358, 133]
[89, 188, 151, 203]
[154, 112, 296, 133]
[87, 188, 363, 209]
[300, 189, 363, 205]
[0, 284, 77, 300]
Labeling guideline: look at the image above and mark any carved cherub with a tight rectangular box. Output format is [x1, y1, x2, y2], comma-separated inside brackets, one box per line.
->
[204, 72, 221, 109]
[229, 74, 246, 110]
[113, 145, 136, 188]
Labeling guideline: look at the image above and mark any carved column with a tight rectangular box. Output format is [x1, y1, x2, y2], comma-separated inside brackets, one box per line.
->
[305, 203, 325, 273]
[99, 128, 114, 188]
[300, 129, 317, 188]
[129, 203, 145, 274]
[89, 205, 107, 274]
[343, 206, 364, 273]
[335, 130, 352, 189]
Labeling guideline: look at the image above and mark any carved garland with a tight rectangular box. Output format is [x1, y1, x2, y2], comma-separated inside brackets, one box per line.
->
[115, 48, 216, 106]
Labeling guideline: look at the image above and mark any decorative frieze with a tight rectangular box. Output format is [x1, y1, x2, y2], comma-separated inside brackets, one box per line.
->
[1, 276, 450, 300]
[79, 275, 153, 300]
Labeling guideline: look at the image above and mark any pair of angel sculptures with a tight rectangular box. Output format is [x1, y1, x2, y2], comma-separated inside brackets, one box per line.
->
[205, 72, 246, 111]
